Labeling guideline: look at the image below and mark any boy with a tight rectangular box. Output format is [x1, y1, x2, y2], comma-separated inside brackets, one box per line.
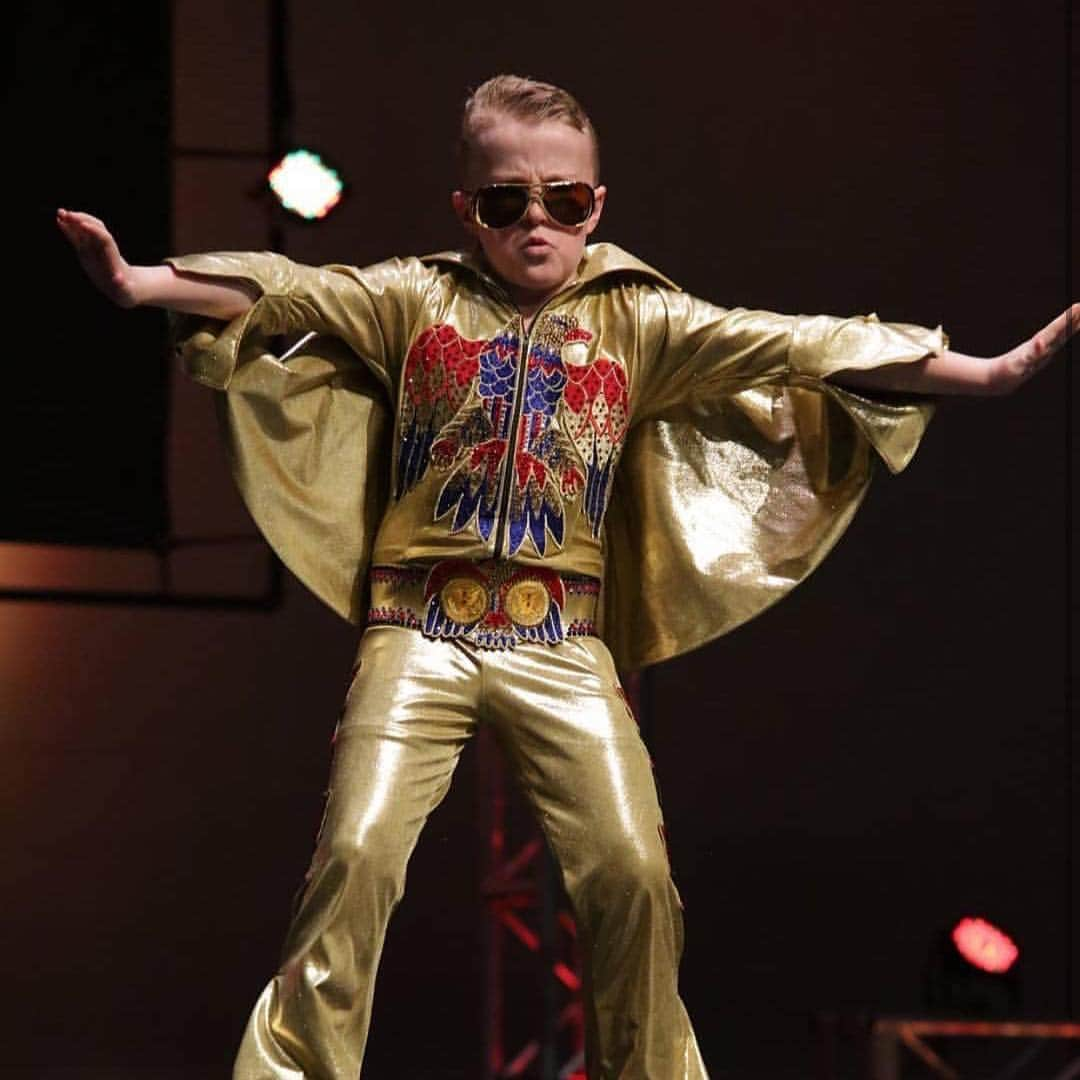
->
[58, 75, 1076, 1080]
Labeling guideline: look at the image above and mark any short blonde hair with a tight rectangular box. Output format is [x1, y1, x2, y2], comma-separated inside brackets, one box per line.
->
[459, 74, 600, 183]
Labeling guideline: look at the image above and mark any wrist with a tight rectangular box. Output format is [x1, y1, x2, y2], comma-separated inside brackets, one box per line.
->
[126, 264, 165, 308]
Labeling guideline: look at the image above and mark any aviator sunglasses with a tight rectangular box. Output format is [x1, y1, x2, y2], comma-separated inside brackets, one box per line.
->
[468, 181, 596, 229]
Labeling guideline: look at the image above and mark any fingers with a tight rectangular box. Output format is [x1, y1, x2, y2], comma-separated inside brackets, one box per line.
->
[1034, 302, 1080, 359]
[56, 208, 136, 305]
[999, 303, 1080, 392]
[56, 209, 113, 249]
[57, 208, 107, 229]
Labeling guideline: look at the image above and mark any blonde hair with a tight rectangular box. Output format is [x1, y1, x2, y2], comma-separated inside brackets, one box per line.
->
[459, 75, 600, 182]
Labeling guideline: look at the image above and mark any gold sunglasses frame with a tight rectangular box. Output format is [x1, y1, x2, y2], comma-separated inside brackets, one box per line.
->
[467, 181, 596, 230]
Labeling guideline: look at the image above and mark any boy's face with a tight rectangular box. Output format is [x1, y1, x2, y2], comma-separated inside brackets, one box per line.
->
[452, 113, 606, 317]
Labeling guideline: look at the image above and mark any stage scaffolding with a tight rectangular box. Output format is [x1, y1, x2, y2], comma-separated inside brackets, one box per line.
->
[480, 670, 644, 1080]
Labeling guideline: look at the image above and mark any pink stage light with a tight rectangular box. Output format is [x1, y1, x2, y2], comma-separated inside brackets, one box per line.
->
[951, 917, 1019, 975]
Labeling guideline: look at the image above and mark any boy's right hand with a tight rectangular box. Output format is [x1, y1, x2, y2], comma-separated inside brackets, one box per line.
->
[56, 208, 140, 308]
[56, 209, 256, 320]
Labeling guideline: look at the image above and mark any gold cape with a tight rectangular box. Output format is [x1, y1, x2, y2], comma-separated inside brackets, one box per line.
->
[169, 244, 942, 670]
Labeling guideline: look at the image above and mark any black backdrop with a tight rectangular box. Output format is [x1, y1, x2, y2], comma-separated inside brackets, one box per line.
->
[4, 5, 170, 546]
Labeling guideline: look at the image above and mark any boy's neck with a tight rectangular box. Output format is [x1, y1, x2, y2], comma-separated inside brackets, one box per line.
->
[506, 280, 573, 329]
[465, 248, 583, 327]
[516, 297, 542, 330]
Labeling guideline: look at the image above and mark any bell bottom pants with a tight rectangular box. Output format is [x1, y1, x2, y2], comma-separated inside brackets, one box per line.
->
[233, 626, 708, 1079]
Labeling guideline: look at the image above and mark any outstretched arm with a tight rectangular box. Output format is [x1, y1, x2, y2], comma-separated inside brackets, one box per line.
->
[834, 304, 1079, 396]
[56, 208, 256, 319]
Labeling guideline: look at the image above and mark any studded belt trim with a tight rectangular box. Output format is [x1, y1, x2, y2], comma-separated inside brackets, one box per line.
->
[367, 561, 600, 649]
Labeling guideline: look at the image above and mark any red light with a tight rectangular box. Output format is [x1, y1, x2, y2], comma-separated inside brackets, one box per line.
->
[952, 917, 1019, 974]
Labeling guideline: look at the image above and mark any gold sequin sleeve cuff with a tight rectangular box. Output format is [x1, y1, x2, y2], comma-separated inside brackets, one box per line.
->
[164, 252, 440, 393]
[164, 252, 303, 391]
[790, 312, 948, 380]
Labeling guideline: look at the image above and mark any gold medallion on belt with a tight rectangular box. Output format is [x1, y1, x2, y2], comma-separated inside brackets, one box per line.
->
[503, 579, 550, 626]
[440, 577, 490, 624]
[439, 574, 552, 627]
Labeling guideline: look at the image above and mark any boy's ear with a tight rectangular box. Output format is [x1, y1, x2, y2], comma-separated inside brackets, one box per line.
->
[451, 190, 476, 233]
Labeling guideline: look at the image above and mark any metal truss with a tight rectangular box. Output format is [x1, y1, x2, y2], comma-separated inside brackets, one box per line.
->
[479, 725, 586, 1080]
[480, 670, 643, 1080]
[816, 1014, 1080, 1080]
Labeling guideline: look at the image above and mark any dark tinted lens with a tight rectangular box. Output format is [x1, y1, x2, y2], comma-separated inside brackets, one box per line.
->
[542, 182, 594, 226]
[474, 185, 529, 228]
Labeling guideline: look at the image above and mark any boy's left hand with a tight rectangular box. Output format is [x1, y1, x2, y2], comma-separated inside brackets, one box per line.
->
[835, 302, 1079, 395]
[989, 302, 1080, 394]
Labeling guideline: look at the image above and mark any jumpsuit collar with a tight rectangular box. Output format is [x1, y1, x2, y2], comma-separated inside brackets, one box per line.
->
[419, 242, 682, 305]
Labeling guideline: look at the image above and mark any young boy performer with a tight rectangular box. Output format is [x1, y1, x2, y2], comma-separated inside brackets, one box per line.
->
[59, 75, 1076, 1080]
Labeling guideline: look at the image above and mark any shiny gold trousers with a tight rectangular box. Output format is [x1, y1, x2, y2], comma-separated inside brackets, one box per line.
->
[234, 626, 708, 1079]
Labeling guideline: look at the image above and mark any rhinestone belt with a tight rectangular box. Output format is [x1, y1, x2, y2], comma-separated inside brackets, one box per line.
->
[367, 560, 600, 649]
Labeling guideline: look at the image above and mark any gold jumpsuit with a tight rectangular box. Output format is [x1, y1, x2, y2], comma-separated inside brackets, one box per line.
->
[169, 244, 943, 1078]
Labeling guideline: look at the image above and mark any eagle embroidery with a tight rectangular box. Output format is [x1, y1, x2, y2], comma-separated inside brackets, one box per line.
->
[396, 315, 629, 555]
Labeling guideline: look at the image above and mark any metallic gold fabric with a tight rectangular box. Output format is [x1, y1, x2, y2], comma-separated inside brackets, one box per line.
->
[166, 246, 947, 1076]
[233, 626, 706, 1080]
[169, 244, 943, 670]
[601, 379, 934, 667]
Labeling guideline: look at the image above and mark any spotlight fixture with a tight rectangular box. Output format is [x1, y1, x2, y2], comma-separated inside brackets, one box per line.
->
[268, 149, 345, 220]
[951, 916, 1019, 975]
[924, 915, 1021, 1017]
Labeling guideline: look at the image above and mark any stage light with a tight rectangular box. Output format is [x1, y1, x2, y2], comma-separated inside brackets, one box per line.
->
[268, 149, 345, 220]
[952, 916, 1019, 975]
[924, 915, 1021, 1017]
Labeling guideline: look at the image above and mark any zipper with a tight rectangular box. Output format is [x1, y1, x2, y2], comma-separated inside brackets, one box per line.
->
[475, 271, 578, 560]
[491, 310, 538, 559]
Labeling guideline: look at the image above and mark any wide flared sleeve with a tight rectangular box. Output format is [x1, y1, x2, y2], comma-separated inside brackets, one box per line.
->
[164, 252, 437, 392]
[634, 289, 944, 448]
[599, 289, 946, 671]
[165, 253, 438, 622]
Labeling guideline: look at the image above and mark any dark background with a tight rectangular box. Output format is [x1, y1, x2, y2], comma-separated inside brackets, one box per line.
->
[4, 6, 171, 547]
[1, 1, 1075, 1077]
